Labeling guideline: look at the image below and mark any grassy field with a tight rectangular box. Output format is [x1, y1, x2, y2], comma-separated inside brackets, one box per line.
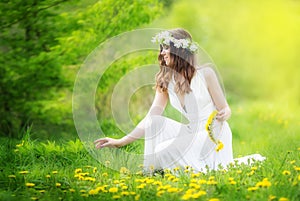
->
[0, 101, 299, 201]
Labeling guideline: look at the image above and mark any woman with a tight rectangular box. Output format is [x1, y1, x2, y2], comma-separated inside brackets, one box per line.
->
[94, 28, 264, 173]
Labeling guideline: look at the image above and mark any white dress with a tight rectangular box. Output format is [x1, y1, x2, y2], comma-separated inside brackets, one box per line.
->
[143, 68, 265, 173]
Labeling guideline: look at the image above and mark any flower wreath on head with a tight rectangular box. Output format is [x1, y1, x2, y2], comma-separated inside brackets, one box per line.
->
[151, 31, 199, 53]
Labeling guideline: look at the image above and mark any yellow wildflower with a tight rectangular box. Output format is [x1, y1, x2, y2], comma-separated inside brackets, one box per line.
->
[173, 167, 180, 171]
[75, 168, 82, 174]
[191, 173, 201, 178]
[8, 175, 16, 178]
[69, 189, 76, 193]
[290, 160, 296, 164]
[19, 171, 29, 174]
[109, 187, 118, 193]
[209, 199, 220, 201]
[93, 167, 97, 173]
[207, 180, 218, 185]
[121, 191, 130, 196]
[156, 190, 165, 197]
[198, 179, 207, 184]
[31, 197, 38, 200]
[216, 140, 224, 152]
[89, 189, 98, 195]
[182, 194, 192, 200]
[102, 172, 108, 177]
[112, 195, 121, 199]
[230, 180, 237, 185]
[56, 183, 61, 187]
[279, 197, 289, 201]
[189, 183, 201, 189]
[120, 167, 130, 174]
[282, 170, 291, 175]
[26, 183, 35, 187]
[167, 187, 180, 193]
[136, 184, 146, 189]
[52, 171, 58, 174]
[46, 174, 51, 178]
[294, 166, 300, 171]
[39, 190, 46, 193]
[247, 186, 258, 192]
[268, 195, 276, 201]
[145, 178, 155, 184]
[135, 194, 140, 201]
[16, 140, 24, 147]
[121, 185, 128, 190]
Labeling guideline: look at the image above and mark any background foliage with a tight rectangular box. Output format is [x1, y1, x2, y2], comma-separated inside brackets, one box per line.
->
[0, 0, 164, 139]
[1, 0, 299, 143]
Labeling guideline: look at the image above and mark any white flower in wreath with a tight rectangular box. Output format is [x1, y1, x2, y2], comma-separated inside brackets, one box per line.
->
[179, 39, 189, 48]
[189, 43, 198, 52]
[173, 40, 182, 48]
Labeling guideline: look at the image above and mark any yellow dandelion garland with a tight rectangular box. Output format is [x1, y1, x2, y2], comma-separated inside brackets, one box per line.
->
[205, 110, 224, 152]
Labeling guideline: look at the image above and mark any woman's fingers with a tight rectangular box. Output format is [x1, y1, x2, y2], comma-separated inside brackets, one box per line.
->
[94, 137, 119, 149]
[216, 107, 231, 121]
[94, 138, 108, 149]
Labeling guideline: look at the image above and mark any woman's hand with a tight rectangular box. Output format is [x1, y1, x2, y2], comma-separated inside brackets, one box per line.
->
[94, 137, 123, 149]
[216, 106, 231, 121]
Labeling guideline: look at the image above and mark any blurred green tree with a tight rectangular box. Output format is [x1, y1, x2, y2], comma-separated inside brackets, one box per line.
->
[0, 0, 163, 138]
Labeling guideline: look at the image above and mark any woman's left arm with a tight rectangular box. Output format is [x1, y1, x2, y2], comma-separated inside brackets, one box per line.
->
[203, 67, 231, 121]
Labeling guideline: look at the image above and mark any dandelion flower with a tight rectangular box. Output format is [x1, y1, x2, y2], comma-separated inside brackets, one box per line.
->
[8, 175, 16, 178]
[88, 189, 98, 195]
[294, 166, 300, 171]
[19, 171, 29, 174]
[156, 190, 165, 197]
[52, 171, 58, 174]
[247, 186, 258, 192]
[282, 170, 291, 175]
[109, 187, 118, 193]
[268, 195, 276, 201]
[135, 194, 140, 201]
[121, 191, 130, 196]
[56, 183, 61, 187]
[215, 140, 224, 152]
[69, 189, 75, 193]
[75, 168, 82, 174]
[209, 199, 220, 201]
[279, 197, 289, 201]
[93, 167, 97, 173]
[26, 183, 35, 187]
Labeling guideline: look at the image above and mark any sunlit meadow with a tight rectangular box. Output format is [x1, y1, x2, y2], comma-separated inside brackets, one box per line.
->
[1, 0, 300, 200]
[1, 103, 299, 200]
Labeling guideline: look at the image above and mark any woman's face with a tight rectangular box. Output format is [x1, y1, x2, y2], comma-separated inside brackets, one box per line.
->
[161, 45, 172, 66]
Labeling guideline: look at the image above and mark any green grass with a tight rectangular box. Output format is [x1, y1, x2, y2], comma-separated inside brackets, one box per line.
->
[0, 102, 299, 201]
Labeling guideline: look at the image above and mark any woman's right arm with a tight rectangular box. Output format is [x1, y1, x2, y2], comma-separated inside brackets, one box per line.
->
[94, 89, 168, 149]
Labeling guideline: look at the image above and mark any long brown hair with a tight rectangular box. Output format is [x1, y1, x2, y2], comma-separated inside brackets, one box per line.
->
[155, 28, 197, 95]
